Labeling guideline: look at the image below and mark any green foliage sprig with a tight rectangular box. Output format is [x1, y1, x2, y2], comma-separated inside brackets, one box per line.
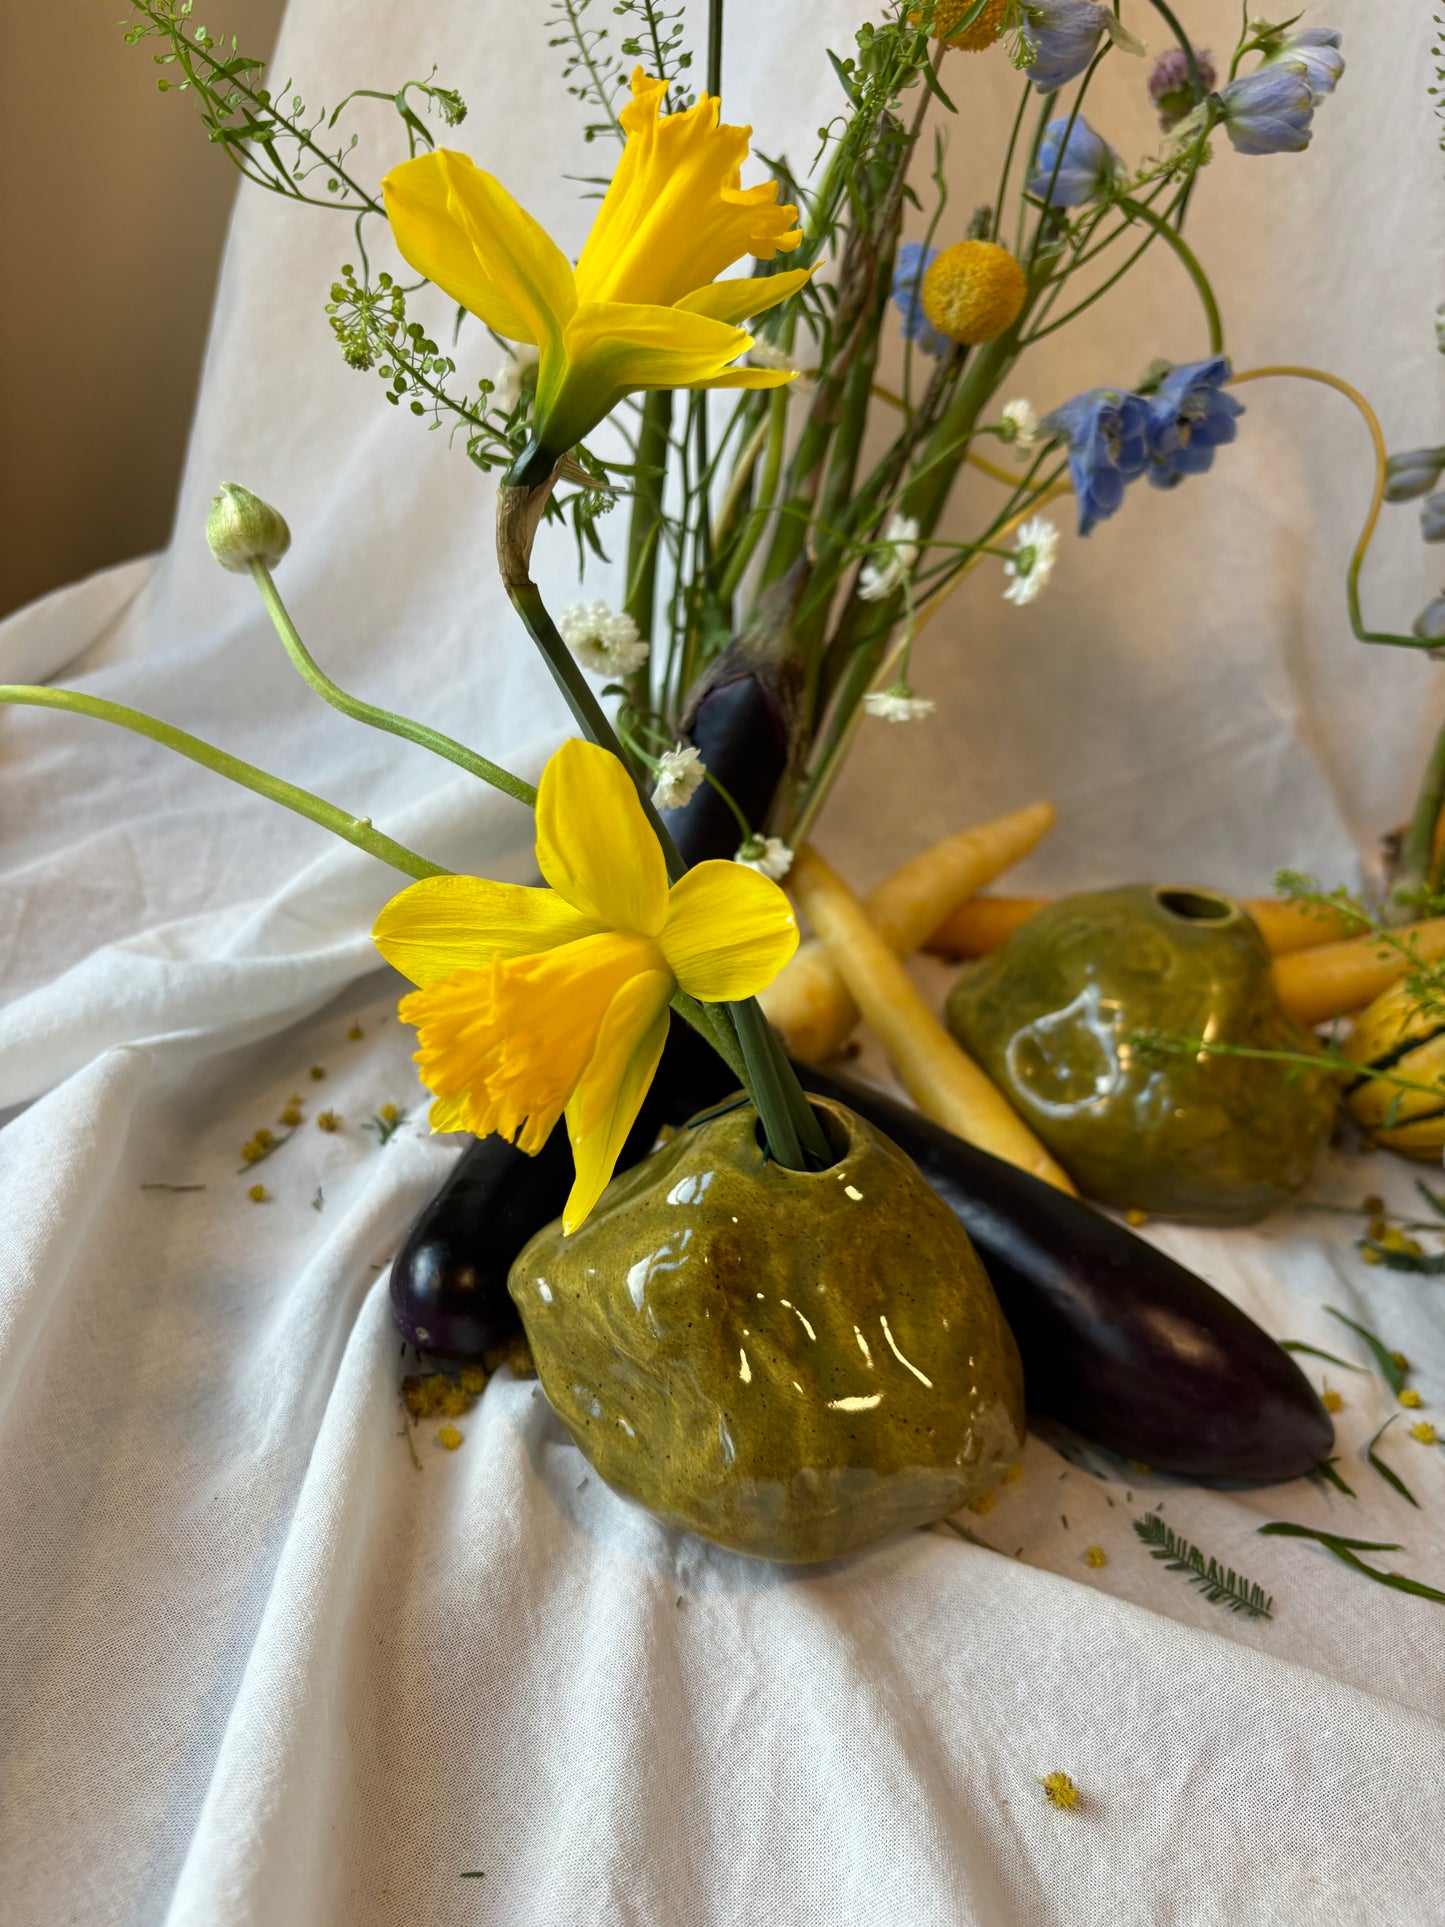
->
[1258, 1522, 1445, 1605]
[1133, 1513, 1275, 1620]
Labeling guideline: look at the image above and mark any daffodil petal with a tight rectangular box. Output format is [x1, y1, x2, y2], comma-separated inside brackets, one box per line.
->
[400, 931, 662, 1158]
[660, 860, 799, 1001]
[534, 738, 670, 938]
[539, 301, 769, 450]
[382, 150, 575, 351]
[676, 266, 815, 326]
[576, 68, 802, 310]
[372, 874, 600, 988]
[690, 367, 799, 393]
[562, 970, 673, 1232]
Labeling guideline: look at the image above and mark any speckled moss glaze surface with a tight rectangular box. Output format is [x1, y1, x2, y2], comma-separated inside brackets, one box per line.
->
[946, 885, 1338, 1223]
[509, 1097, 1024, 1562]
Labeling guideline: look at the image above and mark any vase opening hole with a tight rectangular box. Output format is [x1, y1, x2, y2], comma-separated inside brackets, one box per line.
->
[754, 1100, 851, 1174]
[1156, 886, 1235, 925]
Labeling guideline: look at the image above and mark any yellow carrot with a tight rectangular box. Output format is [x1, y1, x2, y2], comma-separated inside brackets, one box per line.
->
[760, 800, 1055, 1061]
[926, 892, 1354, 960]
[1274, 918, 1445, 1026]
[789, 846, 1077, 1193]
[924, 895, 1048, 958]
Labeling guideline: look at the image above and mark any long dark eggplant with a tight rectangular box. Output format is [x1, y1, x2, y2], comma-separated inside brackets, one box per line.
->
[797, 1062, 1334, 1483]
[665, 669, 792, 866]
[388, 1038, 725, 1358]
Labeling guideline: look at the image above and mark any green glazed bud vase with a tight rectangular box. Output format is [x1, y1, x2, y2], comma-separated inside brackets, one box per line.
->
[945, 885, 1338, 1224]
[509, 1095, 1025, 1562]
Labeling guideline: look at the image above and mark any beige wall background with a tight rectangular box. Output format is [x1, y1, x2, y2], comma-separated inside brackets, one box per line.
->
[0, 0, 287, 621]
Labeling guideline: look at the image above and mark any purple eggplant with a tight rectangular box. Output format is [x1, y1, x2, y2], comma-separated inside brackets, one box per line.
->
[796, 1063, 1334, 1483]
[666, 671, 792, 866]
[392, 1013, 1330, 1482]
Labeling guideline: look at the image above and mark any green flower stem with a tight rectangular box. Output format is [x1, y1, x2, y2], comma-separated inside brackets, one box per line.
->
[707, 0, 725, 101]
[1026, 188, 1222, 351]
[622, 389, 675, 710]
[673, 991, 748, 1086]
[1395, 717, 1445, 909]
[730, 997, 830, 1168]
[0, 684, 448, 880]
[504, 574, 690, 882]
[249, 561, 538, 808]
[496, 514, 826, 1171]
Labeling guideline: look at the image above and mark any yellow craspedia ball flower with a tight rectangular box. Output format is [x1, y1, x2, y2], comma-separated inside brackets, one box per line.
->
[921, 240, 1027, 346]
[913, 0, 1011, 50]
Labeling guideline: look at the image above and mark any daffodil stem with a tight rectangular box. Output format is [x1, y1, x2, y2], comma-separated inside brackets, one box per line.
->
[673, 993, 748, 1087]
[0, 685, 449, 880]
[504, 575, 690, 881]
[249, 562, 538, 808]
[706, 0, 724, 98]
[499, 514, 826, 1171]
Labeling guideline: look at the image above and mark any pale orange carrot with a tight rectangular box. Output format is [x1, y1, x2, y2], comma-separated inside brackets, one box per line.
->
[760, 801, 1054, 1061]
[1273, 918, 1445, 1026]
[789, 846, 1077, 1193]
[926, 892, 1354, 961]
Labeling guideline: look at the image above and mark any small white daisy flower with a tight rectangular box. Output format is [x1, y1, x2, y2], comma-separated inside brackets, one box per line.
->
[1000, 398, 1039, 453]
[558, 599, 650, 677]
[493, 342, 540, 414]
[1002, 516, 1060, 607]
[652, 744, 706, 811]
[863, 682, 936, 724]
[734, 835, 794, 882]
[858, 513, 921, 603]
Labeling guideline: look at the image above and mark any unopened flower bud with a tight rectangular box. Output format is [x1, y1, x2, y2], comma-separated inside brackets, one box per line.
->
[1384, 448, 1445, 503]
[206, 482, 291, 574]
[1422, 493, 1445, 544]
[1413, 594, 1445, 643]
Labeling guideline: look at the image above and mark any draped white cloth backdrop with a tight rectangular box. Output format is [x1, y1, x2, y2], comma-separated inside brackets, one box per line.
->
[2, 4, 1443, 1921]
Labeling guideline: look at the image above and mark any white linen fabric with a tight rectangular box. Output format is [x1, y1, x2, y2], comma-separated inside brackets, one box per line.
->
[3, 3, 1444, 1921]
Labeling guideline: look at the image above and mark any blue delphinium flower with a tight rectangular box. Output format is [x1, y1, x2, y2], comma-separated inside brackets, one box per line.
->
[1216, 63, 1317, 155]
[891, 240, 952, 359]
[1145, 358, 1244, 490]
[1016, 1, 1145, 94]
[1260, 25, 1344, 97]
[1384, 448, 1445, 503]
[1027, 116, 1122, 207]
[1414, 594, 1445, 643]
[1423, 493, 1445, 544]
[1043, 388, 1152, 535]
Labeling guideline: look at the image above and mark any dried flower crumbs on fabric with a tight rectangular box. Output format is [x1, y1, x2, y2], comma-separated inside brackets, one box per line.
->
[969, 1489, 997, 1515]
[1392, 1351, 1410, 1372]
[309, 1065, 326, 1081]
[1040, 1773, 1080, 1811]
[1004, 1462, 1026, 1484]
[441, 1385, 470, 1418]
[279, 1106, 302, 1128]
[1322, 1389, 1344, 1413]
[1410, 1422, 1438, 1445]
[1400, 1389, 1423, 1409]
[348, 1023, 364, 1041]
[248, 1184, 268, 1203]
[436, 1424, 464, 1451]
[403, 1378, 433, 1418]
[379, 1103, 402, 1125]
[459, 1366, 487, 1395]
[317, 1111, 341, 1132]
[1083, 1546, 1107, 1569]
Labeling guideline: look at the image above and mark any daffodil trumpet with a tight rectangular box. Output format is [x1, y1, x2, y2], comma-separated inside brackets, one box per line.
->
[372, 737, 806, 1231]
[382, 68, 813, 476]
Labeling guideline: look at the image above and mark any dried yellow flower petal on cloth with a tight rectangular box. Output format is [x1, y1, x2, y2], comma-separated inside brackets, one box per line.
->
[437, 1424, 464, 1451]
[1040, 1772, 1080, 1810]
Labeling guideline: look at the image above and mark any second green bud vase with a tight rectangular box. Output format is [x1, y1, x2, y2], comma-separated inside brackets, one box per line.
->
[945, 885, 1337, 1223]
[509, 1095, 1025, 1562]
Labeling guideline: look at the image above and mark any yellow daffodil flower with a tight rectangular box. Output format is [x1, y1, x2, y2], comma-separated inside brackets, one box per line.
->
[373, 739, 798, 1232]
[382, 69, 812, 460]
